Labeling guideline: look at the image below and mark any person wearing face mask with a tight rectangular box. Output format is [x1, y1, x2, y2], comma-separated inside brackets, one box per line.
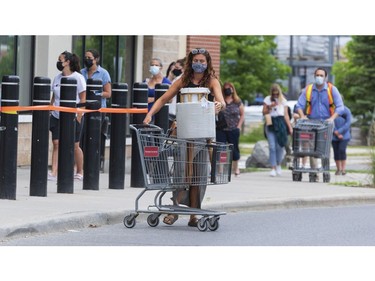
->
[215, 82, 245, 176]
[144, 58, 171, 113]
[295, 67, 344, 181]
[143, 48, 225, 227]
[263, 83, 293, 177]
[80, 49, 111, 108]
[80, 49, 112, 171]
[168, 58, 186, 118]
[296, 67, 344, 122]
[49, 51, 86, 181]
[167, 58, 185, 83]
[165, 61, 176, 82]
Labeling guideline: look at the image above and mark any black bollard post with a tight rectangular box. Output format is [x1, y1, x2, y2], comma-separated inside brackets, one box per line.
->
[130, 82, 148, 188]
[83, 78, 102, 190]
[30, 77, 51, 197]
[154, 83, 170, 133]
[108, 83, 128, 189]
[57, 77, 77, 194]
[0, 75, 19, 200]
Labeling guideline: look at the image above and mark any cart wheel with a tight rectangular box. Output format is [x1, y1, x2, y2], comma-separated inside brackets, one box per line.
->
[147, 214, 160, 227]
[123, 215, 136, 228]
[323, 172, 330, 183]
[292, 172, 302, 182]
[309, 173, 318, 183]
[197, 218, 208, 232]
[208, 217, 220, 231]
[293, 157, 298, 169]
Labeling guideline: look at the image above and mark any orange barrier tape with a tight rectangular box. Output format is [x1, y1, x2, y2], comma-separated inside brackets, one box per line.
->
[0, 105, 148, 114]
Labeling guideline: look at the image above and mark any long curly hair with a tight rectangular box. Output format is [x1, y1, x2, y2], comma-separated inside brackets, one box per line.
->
[181, 48, 217, 88]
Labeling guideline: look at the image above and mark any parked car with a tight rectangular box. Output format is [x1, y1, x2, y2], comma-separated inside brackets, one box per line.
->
[244, 100, 297, 124]
[244, 105, 263, 124]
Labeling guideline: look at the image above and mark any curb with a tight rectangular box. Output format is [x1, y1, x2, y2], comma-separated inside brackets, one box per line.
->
[3, 194, 375, 241]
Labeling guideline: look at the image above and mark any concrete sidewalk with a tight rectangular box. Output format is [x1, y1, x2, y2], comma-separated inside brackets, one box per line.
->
[0, 159, 374, 241]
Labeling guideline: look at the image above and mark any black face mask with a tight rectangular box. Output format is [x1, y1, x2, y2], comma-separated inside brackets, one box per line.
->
[172, 68, 182, 77]
[56, 61, 64, 71]
[84, 58, 94, 69]
[224, 88, 232, 96]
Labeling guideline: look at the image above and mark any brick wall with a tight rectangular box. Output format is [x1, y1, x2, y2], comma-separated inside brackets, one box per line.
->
[186, 36, 221, 78]
[142, 35, 221, 80]
[143, 35, 180, 80]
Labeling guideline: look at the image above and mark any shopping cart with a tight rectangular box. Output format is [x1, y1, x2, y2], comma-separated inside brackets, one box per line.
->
[291, 119, 334, 182]
[124, 124, 233, 231]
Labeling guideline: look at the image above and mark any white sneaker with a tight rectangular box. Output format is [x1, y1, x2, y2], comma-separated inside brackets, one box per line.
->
[48, 173, 57, 181]
[276, 165, 282, 176]
[270, 169, 277, 177]
[74, 173, 83, 181]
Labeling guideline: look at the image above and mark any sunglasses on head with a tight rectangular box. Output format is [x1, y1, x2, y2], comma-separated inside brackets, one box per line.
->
[191, 48, 207, 55]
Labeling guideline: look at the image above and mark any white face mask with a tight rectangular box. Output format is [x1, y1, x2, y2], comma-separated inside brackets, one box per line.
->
[149, 65, 160, 76]
[315, 76, 325, 85]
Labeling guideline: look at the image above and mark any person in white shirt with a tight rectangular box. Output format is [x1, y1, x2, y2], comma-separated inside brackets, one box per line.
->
[49, 51, 86, 181]
[262, 83, 293, 177]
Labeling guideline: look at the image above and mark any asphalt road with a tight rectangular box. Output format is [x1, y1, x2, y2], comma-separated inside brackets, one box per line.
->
[4, 204, 375, 246]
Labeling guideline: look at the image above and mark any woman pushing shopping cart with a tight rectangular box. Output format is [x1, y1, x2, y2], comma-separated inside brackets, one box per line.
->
[123, 124, 233, 231]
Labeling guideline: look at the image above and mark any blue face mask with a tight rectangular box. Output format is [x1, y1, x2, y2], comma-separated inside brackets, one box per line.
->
[149, 65, 160, 76]
[192, 62, 207, 73]
[315, 76, 324, 85]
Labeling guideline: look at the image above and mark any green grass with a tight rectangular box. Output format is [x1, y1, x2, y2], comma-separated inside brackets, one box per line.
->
[330, 169, 368, 174]
[240, 124, 265, 143]
[370, 148, 375, 187]
[242, 167, 268, 173]
[239, 146, 253, 156]
[330, 181, 366, 187]
[347, 152, 372, 157]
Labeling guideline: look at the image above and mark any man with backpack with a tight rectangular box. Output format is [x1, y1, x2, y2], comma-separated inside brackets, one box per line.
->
[296, 67, 344, 122]
[295, 67, 345, 181]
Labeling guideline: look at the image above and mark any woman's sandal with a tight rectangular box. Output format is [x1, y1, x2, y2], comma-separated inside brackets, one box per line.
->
[188, 216, 199, 227]
[163, 214, 178, 225]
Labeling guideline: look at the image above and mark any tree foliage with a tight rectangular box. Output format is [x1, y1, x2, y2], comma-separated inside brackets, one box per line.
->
[220, 36, 291, 104]
[332, 36, 375, 132]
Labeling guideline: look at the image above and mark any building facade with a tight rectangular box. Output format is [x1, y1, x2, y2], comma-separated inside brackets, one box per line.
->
[0, 35, 221, 165]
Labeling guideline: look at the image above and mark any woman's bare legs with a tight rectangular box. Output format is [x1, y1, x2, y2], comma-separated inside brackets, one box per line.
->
[188, 185, 200, 225]
[51, 139, 59, 177]
[232, 160, 240, 176]
[74, 142, 84, 176]
[335, 160, 341, 175]
[340, 160, 347, 175]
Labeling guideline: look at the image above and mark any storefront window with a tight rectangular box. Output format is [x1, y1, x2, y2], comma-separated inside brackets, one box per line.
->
[0, 35, 34, 106]
[0, 36, 17, 79]
[72, 35, 135, 85]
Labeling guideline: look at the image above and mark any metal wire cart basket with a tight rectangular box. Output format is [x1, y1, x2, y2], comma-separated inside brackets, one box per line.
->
[291, 119, 334, 182]
[123, 124, 233, 231]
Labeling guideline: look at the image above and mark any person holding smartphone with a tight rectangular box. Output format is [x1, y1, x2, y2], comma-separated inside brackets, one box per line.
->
[262, 83, 293, 177]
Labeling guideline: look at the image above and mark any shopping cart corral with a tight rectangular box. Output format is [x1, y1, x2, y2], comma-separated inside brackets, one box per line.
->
[124, 124, 233, 231]
[292, 119, 334, 182]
